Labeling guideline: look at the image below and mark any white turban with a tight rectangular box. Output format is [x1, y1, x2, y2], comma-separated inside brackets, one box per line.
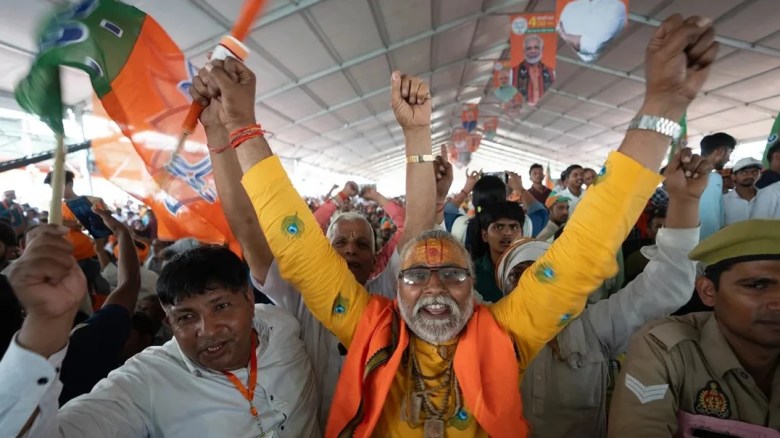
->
[495, 238, 551, 295]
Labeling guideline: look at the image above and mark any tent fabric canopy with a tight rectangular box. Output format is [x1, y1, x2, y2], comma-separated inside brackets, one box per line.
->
[0, 0, 777, 183]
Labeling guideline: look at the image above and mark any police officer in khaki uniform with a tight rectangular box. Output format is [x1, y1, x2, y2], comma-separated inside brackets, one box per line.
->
[609, 219, 780, 437]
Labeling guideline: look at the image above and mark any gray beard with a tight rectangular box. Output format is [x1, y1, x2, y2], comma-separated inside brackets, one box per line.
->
[398, 293, 474, 344]
[525, 53, 542, 65]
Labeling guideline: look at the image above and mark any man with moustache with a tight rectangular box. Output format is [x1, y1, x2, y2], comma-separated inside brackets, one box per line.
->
[696, 132, 735, 239]
[196, 12, 717, 436]
[609, 219, 780, 436]
[723, 157, 762, 225]
[516, 34, 555, 106]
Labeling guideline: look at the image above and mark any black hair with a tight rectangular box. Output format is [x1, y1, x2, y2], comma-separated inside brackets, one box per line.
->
[0, 222, 17, 248]
[131, 311, 158, 337]
[157, 246, 248, 306]
[529, 163, 543, 175]
[472, 175, 507, 213]
[659, 166, 667, 175]
[467, 201, 525, 261]
[767, 142, 780, 163]
[563, 164, 583, 181]
[44, 170, 75, 186]
[700, 133, 736, 157]
[478, 201, 526, 231]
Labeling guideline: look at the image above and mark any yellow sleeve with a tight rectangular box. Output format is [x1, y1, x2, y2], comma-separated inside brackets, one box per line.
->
[489, 151, 662, 373]
[241, 156, 368, 347]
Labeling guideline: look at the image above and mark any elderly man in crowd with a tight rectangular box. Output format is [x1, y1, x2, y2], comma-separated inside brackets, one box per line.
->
[184, 12, 718, 437]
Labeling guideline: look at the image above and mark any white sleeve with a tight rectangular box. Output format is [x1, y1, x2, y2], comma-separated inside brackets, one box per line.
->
[0, 335, 67, 438]
[583, 227, 699, 358]
[751, 185, 780, 219]
[252, 260, 303, 313]
[579, 2, 626, 55]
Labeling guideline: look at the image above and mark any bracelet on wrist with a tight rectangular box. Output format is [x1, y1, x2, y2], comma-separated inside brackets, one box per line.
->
[229, 124, 267, 149]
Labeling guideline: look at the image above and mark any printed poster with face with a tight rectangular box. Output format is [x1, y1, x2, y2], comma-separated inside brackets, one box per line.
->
[461, 104, 479, 132]
[467, 133, 483, 153]
[509, 13, 557, 106]
[483, 117, 498, 140]
[556, 0, 629, 63]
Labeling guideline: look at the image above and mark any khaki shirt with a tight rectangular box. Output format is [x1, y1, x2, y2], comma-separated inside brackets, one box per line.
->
[609, 312, 780, 437]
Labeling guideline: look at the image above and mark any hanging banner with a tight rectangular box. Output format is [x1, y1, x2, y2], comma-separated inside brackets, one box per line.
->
[452, 127, 468, 151]
[509, 13, 557, 106]
[556, 0, 629, 63]
[483, 117, 498, 141]
[461, 104, 479, 132]
[493, 62, 519, 104]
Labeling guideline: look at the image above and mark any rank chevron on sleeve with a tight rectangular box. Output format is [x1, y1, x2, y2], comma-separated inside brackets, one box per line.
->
[625, 374, 669, 404]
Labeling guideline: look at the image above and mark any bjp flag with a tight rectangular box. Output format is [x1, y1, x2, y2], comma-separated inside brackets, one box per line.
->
[509, 13, 557, 106]
[483, 117, 498, 141]
[91, 134, 238, 252]
[15, 0, 238, 252]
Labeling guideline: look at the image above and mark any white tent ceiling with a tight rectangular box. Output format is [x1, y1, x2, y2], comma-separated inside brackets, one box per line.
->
[0, 0, 778, 187]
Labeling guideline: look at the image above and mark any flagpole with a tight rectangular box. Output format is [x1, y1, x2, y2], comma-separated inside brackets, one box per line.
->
[49, 132, 66, 226]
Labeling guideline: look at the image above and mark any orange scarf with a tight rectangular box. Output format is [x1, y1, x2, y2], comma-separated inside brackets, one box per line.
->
[326, 296, 527, 438]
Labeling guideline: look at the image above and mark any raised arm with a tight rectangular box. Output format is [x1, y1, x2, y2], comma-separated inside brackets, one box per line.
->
[362, 186, 407, 276]
[200, 105, 274, 284]
[93, 210, 141, 313]
[583, 148, 708, 356]
[190, 58, 369, 346]
[490, 14, 718, 370]
[392, 71, 435, 250]
[313, 182, 357, 232]
[0, 225, 85, 436]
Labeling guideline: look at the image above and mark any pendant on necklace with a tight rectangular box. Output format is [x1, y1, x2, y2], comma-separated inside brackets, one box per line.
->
[424, 418, 445, 438]
[437, 345, 452, 360]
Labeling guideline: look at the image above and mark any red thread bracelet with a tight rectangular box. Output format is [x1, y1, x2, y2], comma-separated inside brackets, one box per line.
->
[207, 143, 231, 154]
[230, 124, 267, 149]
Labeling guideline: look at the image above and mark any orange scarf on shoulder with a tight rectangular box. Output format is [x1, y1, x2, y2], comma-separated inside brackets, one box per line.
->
[326, 296, 527, 438]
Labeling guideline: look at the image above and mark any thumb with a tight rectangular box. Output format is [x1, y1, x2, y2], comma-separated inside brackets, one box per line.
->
[391, 71, 402, 105]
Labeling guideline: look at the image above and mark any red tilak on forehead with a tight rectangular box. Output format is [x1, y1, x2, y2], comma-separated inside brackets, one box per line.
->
[424, 239, 444, 265]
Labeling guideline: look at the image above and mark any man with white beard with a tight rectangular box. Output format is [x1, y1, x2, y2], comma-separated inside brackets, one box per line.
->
[516, 34, 555, 105]
[192, 12, 719, 436]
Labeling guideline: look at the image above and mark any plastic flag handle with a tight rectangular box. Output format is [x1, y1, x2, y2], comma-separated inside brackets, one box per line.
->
[175, 0, 267, 153]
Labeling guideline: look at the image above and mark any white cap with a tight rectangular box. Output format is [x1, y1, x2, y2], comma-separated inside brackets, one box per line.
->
[732, 157, 763, 173]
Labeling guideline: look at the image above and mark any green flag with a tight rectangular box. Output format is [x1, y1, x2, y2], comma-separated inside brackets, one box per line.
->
[667, 113, 688, 163]
[763, 113, 780, 168]
[14, 0, 146, 135]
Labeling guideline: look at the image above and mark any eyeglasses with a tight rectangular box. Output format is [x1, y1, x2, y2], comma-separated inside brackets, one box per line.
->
[399, 267, 471, 286]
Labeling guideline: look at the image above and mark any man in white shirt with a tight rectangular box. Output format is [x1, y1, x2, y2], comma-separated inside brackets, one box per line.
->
[751, 179, 780, 219]
[550, 164, 585, 214]
[558, 0, 627, 62]
[0, 227, 319, 437]
[723, 157, 762, 225]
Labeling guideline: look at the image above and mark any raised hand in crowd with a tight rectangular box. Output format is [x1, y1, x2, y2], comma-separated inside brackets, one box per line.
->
[449, 168, 480, 209]
[192, 60, 275, 285]
[9, 225, 86, 358]
[434, 145, 454, 224]
[391, 70, 433, 248]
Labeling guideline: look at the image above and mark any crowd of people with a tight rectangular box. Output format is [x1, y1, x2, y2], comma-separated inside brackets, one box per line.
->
[0, 13, 779, 438]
